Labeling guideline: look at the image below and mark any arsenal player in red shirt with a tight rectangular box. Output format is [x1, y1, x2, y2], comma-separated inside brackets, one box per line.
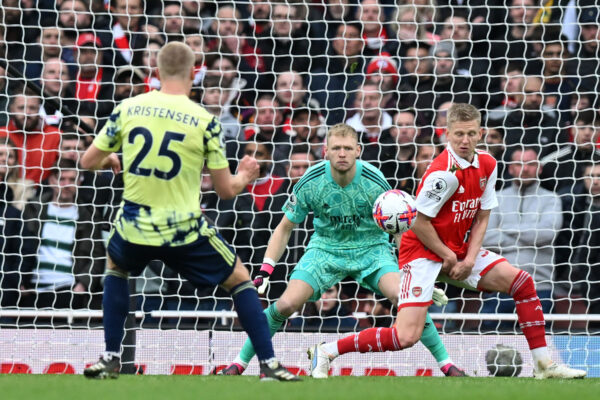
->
[310, 103, 586, 379]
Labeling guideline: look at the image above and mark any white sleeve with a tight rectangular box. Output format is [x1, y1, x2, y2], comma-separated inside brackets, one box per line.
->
[480, 165, 498, 210]
[415, 171, 459, 218]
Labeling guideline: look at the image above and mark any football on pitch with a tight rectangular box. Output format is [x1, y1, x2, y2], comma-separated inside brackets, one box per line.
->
[372, 189, 417, 235]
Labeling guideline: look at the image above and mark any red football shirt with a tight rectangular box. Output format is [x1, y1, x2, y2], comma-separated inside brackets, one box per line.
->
[0, 120, 62, 183]
[398, 146, 498, 266]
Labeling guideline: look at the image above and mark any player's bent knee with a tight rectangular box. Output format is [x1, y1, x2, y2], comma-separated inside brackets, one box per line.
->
[106, 255, 129, 278]
[394, 327, 420, 349]
[220, 259, 250, 291]
[274, 297, 301, 317]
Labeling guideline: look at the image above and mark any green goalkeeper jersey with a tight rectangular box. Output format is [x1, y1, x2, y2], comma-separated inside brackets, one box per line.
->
[94, 91, 229, 246]
[283, 160, 392, 250]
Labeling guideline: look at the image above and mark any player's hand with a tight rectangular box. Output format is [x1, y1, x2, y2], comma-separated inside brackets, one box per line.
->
[432, 286, 448, 307]
[441, 253, 457, 274]
[448, 260, 474, 281]
[238, 155, 260, 182]
[253, 261, 275, 295]
[102, 153, 121, 174]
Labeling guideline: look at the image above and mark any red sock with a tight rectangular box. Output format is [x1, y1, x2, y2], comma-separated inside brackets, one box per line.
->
[337, 327, 402, 355]
[511, 270, 547, 350]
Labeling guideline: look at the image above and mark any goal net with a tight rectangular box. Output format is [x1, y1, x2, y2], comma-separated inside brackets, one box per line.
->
[0, 0, 598, 377]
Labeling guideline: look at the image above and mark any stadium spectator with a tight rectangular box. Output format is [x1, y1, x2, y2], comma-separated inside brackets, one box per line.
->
[0, 89, 61, 183]
[346, 80, 393, 144]
[207, 4, 266, 93]
[430, 40, 481, 110]
[113, 65, 146, 104]
[73, 32, 115, 119]
[555, 163, 600, 320]
[57, 0, 97, 72]
[0, 66, 8, 127]
[575, 7, 600, 109]
[289, 105, 326, 159]
[289, 284, 358, 330]
[503, 75, 567, 159]
[185, 33, 207, 87]
[137, 38, 163, 92]
[538, 31, 579, 126]
[160, 1, 185, 42]
[487, 63, 525, 121]
[243, 0, 272, 37]
[478, 122, 508, 189]
[362, 109, 419, 190]
[218, 135, 286, 268]
[483, 147, 562, 315]
[256, 2, 310, 87]
[321, 0, 355, 39]
[275, 71, 308, 120]
[243, 95, 289, 175]
[365, 53, 399, 112]
[201, 75, 241, 140]
[22, 159, 105, 309]
[356, 0, 397, 57]
[0, 164, 36, 310]
[40, 58, 77, 127]
[0, 137, 35, 211]
[109, 0, 147, 66]
[310, 23, 365, 125]
[23, 26, 63, 80]
[398, 41, 434, 124]
[409, 135, 443, 194]
[541, 110, 600, 192]
[393, 4, 432, 47]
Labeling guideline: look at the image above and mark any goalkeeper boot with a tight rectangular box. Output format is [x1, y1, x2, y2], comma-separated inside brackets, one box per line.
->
[259, 359, 301, 381]
[442, 364, 468, 377]
[533, 362, 586, 379]
[307, 343, 334, 379]
[214, 363, 245, 376]
[84, 354, 120, 379]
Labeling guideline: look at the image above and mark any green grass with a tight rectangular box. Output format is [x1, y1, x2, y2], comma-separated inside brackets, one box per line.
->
[2, 375, 599, 400]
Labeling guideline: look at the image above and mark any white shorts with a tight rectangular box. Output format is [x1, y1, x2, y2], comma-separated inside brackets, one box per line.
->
[398, 249, 506, 309]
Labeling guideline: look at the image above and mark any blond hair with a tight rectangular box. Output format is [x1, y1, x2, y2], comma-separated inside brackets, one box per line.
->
[447, 103, 481, 129]
[157, 42, 195, 81]
[326, 123, 358, 143]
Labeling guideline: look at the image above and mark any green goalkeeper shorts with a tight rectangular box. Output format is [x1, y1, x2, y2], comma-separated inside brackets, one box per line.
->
[289, 243, 399, 301]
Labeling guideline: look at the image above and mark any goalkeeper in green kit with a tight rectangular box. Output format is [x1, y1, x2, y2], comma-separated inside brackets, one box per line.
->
[216, 124, 466, 377]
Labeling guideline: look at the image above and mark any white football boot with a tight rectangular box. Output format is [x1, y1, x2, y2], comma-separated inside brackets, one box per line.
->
[533, 361, 586, 379]
[307, 342, 334, 379]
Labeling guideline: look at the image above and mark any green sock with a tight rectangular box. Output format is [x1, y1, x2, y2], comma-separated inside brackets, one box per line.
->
[238, 303, 287, 365]
[419, 313, 450, 365]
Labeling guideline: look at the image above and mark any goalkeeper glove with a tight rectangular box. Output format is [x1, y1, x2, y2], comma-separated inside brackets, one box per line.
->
[253, 258, 275, 295]
[432, 286, 448, 307]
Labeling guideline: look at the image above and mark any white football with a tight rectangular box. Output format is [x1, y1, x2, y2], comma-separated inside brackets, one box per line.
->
[372, 189, 418, 234]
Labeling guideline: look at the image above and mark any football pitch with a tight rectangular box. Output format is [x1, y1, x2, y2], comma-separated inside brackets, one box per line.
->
[3, 375, 599, 400]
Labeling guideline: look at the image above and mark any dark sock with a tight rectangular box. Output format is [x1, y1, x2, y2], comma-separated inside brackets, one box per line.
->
[103, 274, 130, 354]
[231, 281, 275, 362]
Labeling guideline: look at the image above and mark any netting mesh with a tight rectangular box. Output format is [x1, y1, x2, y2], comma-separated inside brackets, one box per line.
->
[0, 0, 599, 375]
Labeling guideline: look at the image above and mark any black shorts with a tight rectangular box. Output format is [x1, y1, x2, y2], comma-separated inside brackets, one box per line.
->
[107, 219, 236, 288]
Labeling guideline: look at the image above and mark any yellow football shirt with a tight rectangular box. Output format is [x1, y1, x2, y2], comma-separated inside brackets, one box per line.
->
[94, 90, 229, 246]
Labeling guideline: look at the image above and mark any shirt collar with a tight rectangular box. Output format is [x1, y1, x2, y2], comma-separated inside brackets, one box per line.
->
[325, 160, 363, 187]
[447, 145, 479, 169]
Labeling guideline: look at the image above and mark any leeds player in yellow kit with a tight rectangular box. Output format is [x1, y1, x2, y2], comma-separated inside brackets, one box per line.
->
[81, 42, 298, 381]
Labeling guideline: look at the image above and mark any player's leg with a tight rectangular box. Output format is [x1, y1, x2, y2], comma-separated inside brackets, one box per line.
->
[477, 257, 586, 379]
[309, 258, 438, 378]
[376, 272, 465, 376]
[225, 279, 315, 373]
[84, 231, 149, 379]
[175, 223, 299, 381]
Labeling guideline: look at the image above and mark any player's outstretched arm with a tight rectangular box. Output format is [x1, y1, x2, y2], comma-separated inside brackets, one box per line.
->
[411, 212, 457, 272]
[209, 155, 260, 200]
[81, 144, 121, 174]
[253, 216, 296, 294]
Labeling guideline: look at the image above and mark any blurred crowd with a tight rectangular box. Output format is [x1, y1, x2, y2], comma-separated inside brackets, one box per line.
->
[0, 0, 599, 331]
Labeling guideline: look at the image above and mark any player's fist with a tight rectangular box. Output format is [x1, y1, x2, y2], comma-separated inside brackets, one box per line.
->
[253, 270, 270, 295]
[102, 153, 122, 174]
[238, 155, 260, 182]
[432, 286, 448, 307]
